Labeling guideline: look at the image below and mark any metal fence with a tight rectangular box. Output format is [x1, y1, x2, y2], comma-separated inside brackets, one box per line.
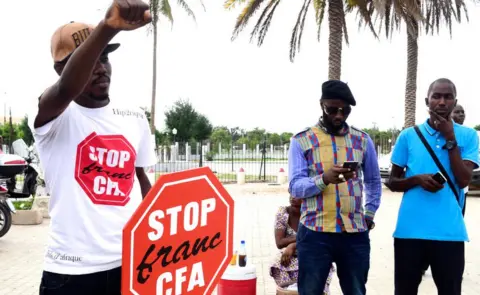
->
[374, 137, 395, 158]
[154, 141, 288, 184]
[153, 135, 397, 184]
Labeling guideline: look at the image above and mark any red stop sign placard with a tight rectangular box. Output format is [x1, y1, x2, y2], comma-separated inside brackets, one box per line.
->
[75, 132, 137, 207]
[122, 167, 235, 295]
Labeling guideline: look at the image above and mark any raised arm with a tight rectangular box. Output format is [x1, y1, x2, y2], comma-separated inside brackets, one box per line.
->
[34, 23, 118, 128]
[34, 0, 151, 128]
[446, 128, 479, 188]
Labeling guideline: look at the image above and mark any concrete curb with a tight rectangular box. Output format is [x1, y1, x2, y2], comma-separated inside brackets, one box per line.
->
[12, 209, 43, 225]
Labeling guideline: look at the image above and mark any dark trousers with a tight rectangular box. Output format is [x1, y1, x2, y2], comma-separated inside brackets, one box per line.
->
[421, 192, 467, 275]
[394, 238, 464, 295]
[296, 223, 370, 295]
[39, 267, 121, 295]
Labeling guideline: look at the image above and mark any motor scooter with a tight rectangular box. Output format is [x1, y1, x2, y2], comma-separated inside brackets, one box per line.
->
[0, 153, 29, 238]
[0, 140, 41, 238]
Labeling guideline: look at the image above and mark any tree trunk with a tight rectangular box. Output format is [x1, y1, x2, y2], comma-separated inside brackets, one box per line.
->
[150, 23, 158, 134]
[403, 19, 419, 129]
[327, 0, 343, 80]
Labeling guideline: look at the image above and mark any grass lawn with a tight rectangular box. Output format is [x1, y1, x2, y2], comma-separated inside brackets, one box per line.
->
[12, 199, 34, 210]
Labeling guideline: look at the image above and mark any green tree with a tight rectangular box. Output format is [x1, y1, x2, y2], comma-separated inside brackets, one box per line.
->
[236, 136, 249, 146]
[280, 132, 294, 144]
[474, 125, 480, 131]
[0, 124, 20, 148]
[192, 114, 213, 142]
[377, 0, 468, 128]
[19, 115, 34, 146]
[225, 0, 377, 79]
[164, 99, 199, 142]
[149, 0, 204, 133]
[210, 126, 232, 151]
[192, 114, 213, 166]
[268, 133, 282, 145]
[164, 99, 214, 143]
[244, 128, 266, 150]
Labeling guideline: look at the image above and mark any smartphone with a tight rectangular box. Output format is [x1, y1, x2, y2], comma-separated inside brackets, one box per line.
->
[343, 161, 359, 170]
[432, 171, 446, 184]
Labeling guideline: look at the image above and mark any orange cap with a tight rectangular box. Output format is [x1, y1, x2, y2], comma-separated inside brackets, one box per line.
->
[50, 21, 120, 63]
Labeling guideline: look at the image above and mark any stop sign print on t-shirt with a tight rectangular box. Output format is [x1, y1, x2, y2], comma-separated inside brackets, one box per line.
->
[75, 132, 137, 206]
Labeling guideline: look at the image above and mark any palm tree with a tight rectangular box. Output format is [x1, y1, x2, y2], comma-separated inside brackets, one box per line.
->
[149, 0, 203, 133]
[224, 0, 378, 80]
[376, 0, 468, 128]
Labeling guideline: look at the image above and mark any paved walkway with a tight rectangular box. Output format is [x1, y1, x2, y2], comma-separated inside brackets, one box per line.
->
[2, 185, 480, 295]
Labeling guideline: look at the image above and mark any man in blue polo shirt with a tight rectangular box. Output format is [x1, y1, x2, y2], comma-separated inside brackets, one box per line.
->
[388, 78, 479, 295]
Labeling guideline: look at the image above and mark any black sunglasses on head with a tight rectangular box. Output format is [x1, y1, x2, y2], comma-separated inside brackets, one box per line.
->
[322, 105, 351, 116]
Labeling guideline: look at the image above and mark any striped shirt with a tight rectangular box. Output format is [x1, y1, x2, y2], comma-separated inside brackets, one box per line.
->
[288, 123, 382, 233]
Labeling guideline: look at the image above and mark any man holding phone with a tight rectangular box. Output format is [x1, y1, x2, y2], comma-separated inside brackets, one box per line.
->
[288, 80, 382, 295]
[421, 103, 469, 275]
[388, 78, 479, 295]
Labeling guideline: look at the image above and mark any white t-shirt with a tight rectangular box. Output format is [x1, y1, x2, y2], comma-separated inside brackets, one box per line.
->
[31, 101, 157, 275]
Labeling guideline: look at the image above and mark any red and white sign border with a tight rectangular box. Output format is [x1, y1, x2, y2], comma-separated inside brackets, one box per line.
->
[128, 175, 232, 295]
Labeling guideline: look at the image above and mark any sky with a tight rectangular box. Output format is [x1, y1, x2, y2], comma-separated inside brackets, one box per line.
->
[1, 0, 480, 134]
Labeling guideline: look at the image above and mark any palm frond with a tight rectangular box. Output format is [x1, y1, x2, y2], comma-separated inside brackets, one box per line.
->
[161, 0, 174, 23]
[297, 0, 312, 50]
[199, 0, 206, 11]
[423, 0, 467, 37]
[231, 0, 267, 41]
[249, 0, 279, 44]
[289, 0, 312, 62]
[177, 0, 197, 22]
[374, 0, 423, 39]
[224, 0, 249, 10]
[256, 0, 282, 46]
[346, 0, 378, 39]
[313, 0, 327, 41]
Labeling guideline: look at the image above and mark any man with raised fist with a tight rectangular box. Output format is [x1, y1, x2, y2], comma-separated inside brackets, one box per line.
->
[31, 1, 157, 294]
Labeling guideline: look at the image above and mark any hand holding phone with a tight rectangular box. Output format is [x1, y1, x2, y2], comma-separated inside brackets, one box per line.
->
[417, 173, 444, 193]
[432, 171, 446, 185]
[343, 161, 359, 171]
[338, 161, 359, 182]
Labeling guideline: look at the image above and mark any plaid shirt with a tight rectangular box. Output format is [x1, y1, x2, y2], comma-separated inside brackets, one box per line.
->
[288, 123, 382, 233]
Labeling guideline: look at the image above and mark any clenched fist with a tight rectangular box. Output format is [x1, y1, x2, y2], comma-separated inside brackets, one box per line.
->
[105, 0, 152, 31]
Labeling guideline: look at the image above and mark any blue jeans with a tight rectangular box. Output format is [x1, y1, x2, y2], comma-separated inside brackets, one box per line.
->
[296, 223, 370, 295]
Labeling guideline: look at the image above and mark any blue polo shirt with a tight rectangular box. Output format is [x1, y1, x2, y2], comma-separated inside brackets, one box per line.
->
[391, 120, 479, 242]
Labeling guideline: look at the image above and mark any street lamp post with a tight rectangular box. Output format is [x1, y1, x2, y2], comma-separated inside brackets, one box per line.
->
[172, 128, 177, 143]
[230, 128, 237, 172]
[172, 128, 178, 162]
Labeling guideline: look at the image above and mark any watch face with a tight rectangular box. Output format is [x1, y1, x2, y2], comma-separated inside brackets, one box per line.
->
[445, 141, 457, 149]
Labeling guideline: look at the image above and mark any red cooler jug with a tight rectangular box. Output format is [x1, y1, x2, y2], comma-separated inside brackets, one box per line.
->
[217, 264, 256, 295]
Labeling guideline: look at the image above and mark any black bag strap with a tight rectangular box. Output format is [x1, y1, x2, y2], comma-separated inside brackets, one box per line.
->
[414, 126, 465, 216]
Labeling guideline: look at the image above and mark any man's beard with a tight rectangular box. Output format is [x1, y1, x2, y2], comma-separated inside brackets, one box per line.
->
[88, 92, 109, 102]
[322, 115, 344, 133]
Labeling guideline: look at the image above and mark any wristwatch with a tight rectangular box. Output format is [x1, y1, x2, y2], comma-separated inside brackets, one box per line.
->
[443, 140, 458, 150]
